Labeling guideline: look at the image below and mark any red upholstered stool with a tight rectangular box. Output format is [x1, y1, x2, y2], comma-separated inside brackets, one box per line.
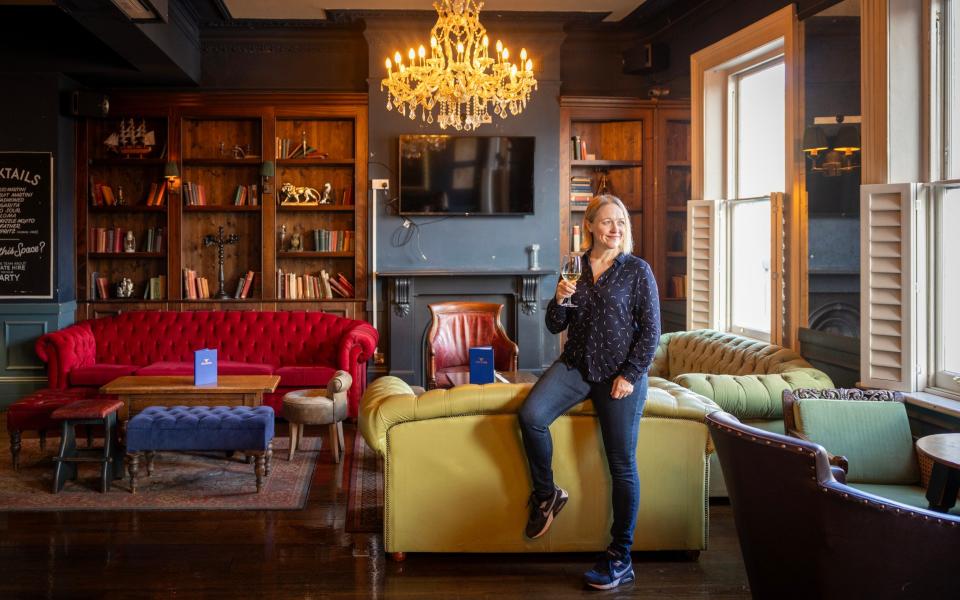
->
[6, 388, 100, 471]
[50, 397, 125, 493]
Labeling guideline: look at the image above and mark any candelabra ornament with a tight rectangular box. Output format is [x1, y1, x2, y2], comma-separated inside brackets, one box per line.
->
[381, 0, 537, 131]
[203, 226, 240, 300]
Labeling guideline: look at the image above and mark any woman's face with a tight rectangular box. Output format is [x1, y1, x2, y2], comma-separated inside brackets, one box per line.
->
[588, 203, 627, 251]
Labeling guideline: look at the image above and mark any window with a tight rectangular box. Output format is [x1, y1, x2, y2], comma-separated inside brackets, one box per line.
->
[725, 59, 784, 339]
[689, 5, 796, 344]
[930, 0, 960, 395]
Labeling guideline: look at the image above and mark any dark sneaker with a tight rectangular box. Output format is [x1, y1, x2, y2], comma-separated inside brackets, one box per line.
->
[584, 549, 635, 590]
[524, 486, 569, 539]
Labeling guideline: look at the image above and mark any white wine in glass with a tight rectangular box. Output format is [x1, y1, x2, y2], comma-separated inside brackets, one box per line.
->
[560, 254, 582, 307]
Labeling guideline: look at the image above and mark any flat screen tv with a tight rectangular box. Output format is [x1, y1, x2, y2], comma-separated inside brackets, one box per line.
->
[399, 135, 535, 215]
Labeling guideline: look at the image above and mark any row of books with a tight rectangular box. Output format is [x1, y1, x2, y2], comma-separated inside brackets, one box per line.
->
[311, 229, 353, 252]
[670, 274, 688, 299]
[182, 268, 255, 300]
[89, 227, 164, 253]
[275, 137, 325, 159]
[232, 184, 259, 206]
[276, 269, 354, 299]
[182, 182, 208, 206]
[90, 180, 167, 207]
[144, 275, 166, 300]
[570, 136, 590, 160]
[570, 175, 593, 204]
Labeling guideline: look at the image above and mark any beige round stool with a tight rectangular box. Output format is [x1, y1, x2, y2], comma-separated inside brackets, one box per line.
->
[282, 370, 352, 463]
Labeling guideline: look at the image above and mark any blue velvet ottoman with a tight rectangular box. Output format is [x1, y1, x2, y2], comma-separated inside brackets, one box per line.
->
[125, 405, 275, 493]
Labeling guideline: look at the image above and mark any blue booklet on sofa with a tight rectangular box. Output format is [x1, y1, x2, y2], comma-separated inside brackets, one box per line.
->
[194, 348, 217, 386]
[469, 346, 495, 384]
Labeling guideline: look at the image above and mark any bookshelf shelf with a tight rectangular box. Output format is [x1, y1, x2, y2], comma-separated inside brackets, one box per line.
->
[90, 252, 166, 259]
[277, 205, 355, 212]
[183, 206, 262, 213]
[570, 159, 643, 168]
[76, 94, 368, 319]
[89, 205, 168, 213]
[182, 158, 263, 166]
[277, 158, 355, 166]
[277, 251, 354, 259]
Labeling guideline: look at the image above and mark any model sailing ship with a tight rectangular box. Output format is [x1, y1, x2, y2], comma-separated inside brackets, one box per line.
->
[104, 119, 155, 158]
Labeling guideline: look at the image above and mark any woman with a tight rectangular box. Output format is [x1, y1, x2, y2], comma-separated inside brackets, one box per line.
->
[518, 194, 660, 591]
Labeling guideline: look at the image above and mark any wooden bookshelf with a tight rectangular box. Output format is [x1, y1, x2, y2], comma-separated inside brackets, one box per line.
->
[655, 108, 691, 311]
[75, 93, 368, 320]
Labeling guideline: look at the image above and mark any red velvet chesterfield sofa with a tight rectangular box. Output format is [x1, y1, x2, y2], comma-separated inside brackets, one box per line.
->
[34, 311, 378, 418]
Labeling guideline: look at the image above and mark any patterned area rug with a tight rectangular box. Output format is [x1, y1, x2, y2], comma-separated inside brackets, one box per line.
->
[0, 436, 320, 511]
[345, 431, 383, 532]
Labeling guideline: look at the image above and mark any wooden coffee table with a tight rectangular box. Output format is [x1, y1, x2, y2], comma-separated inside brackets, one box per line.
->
[916, 433, 960, 512]
[444, 370, 539, 387]
[101, 375, 281, 423]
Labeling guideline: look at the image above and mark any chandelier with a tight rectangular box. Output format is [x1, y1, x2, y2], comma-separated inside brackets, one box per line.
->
[381, 0, 537, 131]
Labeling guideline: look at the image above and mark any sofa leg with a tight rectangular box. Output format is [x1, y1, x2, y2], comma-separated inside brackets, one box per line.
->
[127, 452, 140, 494]
[10, 430, 21, 472]
[288, 422, 299, 461]
[145, 451, 156, 476]
[265, 441, 273, 476]
[391, 552, 406, 562]
[329, 423, 341, 463]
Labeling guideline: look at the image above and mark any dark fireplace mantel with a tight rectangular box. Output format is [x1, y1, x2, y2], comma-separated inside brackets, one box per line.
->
[377, 270, 558, 387]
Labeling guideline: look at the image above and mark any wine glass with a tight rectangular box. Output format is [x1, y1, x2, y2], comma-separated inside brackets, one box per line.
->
[560, 254, 582, 307]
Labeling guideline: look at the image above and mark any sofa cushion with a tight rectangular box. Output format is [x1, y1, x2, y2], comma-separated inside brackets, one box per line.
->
[68, 364, 139, 387]
[135, 361, 275, 377]
[795, 398, 920, 485]
[275, 365, 336, 388]
[850, 483, 960, 516]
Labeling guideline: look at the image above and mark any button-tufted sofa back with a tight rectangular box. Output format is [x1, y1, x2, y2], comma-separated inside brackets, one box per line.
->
[88, 311, 356, 366]
[649, 329, 816, 379]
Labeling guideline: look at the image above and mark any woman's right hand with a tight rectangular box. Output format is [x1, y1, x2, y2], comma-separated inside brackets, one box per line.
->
[555, 278, 577, 304]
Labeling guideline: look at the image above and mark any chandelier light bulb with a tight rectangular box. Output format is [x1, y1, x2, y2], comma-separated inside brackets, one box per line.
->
[496, 40, 503, 53]
[418, 45, 426, 59]
[526, 59, 533, 72]
[408, 48, 415, 61]
[431, 36, 438, 48]
[483, 35, 489, 47]
[385, 58, 392, 71]
[510, 64, 517, 78]
[457, 42, 464, 55]
[502, 48, 509, 61]
[520, 48, 527, 61]
[394, 51, 401, 65]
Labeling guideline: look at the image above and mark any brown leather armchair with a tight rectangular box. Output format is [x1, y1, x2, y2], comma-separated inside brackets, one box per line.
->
[707, 410, 960, 599]
[426, 302, 518, 389]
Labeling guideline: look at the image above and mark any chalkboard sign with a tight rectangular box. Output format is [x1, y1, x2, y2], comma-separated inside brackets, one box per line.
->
[0, 152, 53, 299]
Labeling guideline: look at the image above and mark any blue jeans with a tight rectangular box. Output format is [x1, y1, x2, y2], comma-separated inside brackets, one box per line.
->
[518, 361, 648, 555]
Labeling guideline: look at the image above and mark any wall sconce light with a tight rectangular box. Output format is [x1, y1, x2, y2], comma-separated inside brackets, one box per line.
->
[260, 161, 275, 195]
[803, 126, 829, 156]
[164, 161, 180, 189]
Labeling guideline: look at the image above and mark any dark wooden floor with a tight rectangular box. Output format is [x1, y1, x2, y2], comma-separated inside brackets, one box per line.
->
[0, 424, 751, 599]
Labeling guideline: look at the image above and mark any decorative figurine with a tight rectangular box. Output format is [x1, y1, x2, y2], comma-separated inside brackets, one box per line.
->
[123, 230, 136, 253]
[280, 224, 287, 250]
[116, 277, 134, 298]
[319, 182, 333, 204]
[203, 226, 240, 299]
[279, 182, 320, 205]
[289, 232, 303, 252]
[116, 185, 125, 206]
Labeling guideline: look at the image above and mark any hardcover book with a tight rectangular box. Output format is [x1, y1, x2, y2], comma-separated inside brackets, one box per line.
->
[469, 346, 495, 385]
[194, 348, 217, 386]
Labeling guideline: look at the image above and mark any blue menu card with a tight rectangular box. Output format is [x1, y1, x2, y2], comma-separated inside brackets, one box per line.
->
[194, 348, 218, 386]
[469, 346, 495, 384]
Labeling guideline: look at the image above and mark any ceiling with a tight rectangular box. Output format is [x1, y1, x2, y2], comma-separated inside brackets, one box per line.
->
[223, 0, 647, 22]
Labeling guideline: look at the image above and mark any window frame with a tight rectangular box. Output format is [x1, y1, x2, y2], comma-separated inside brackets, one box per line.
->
[725, 195, 774, 341]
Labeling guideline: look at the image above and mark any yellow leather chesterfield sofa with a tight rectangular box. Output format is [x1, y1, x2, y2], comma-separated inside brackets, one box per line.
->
[360, 376, 720, 557]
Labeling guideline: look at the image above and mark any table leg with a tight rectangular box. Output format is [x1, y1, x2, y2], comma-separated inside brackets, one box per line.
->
[926, 463, 960, 512]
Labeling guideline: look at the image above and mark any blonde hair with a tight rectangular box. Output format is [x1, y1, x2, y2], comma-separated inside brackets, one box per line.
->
[580, 194, 633, 254]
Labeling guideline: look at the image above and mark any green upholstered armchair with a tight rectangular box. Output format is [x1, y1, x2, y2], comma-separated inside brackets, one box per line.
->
[649, 329, 834, 496]
[781, 387, 950, 514]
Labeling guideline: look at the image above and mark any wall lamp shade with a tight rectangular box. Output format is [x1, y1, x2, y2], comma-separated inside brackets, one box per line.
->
[164, 162, 180, 179]
[260, 161, 276, 177]
[833, 125, 860, 154]
[803, 126, 829, 155]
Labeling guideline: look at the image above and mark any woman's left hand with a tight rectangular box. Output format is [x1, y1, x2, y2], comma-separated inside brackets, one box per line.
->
[611, 376, 634, 400]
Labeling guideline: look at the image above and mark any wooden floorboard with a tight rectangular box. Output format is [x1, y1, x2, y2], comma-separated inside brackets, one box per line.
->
[0, 423, 750, 598]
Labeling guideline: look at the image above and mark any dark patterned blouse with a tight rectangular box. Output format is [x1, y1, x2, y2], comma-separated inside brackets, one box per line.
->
[546, 252, 661, 385]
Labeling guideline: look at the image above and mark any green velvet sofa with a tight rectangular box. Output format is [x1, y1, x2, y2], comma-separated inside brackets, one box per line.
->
[649, 329, 834, 496]
[360, 376, 720, 558]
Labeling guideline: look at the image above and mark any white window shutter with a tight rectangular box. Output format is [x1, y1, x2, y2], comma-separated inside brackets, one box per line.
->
[687, 199, 720, 330]
[770, 192, 785, 345]
[859, 183, 921, 392]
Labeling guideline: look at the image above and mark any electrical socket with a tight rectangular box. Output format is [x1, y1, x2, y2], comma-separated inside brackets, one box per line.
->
[372, 179, 389, 190]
